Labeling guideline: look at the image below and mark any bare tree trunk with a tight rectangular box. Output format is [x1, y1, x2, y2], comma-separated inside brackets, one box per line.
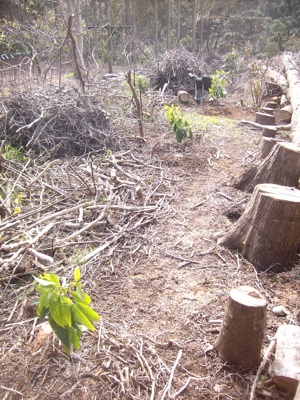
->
[65, 0, 87, 79]
[166, 0, 171, 50]
[192, 0, 197, 52]
[199, 0, 203, 52]
[177, 0, 181, 44]
[154, 0, 158, 59]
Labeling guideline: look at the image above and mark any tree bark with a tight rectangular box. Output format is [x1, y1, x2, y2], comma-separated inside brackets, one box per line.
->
[283, 53, 300, 145]
[255, 111, 275, 126]
[215, 286, 267, 369]
[191, 0, 197, 53]
[259, 137, 284, 159]
[233, 142, 300, 192]
[294, 383, 300, 400]
[261, 126, 277, 138]
[166, 0, 171, 50]
[218, 183, 300, 271]
[154, 0, 158, 59]
[272, 325, 300, 396]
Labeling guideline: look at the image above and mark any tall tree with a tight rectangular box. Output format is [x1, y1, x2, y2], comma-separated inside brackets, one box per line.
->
[166, 0, 171, 50]
[154, 0, 158, 58]
[191, 0, 197, 52]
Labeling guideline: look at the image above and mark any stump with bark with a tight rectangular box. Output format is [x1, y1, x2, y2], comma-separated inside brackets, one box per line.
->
[233, 142, 300, 192]
[259, 137, 284, 159]
[218, 183, 300, 271]
[272, 325, 300, 396]
[255, 112, 275, 126]
[214, 286, 267, 369]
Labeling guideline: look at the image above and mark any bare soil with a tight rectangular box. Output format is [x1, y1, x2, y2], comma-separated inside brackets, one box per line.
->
[1, 83, 300, 400]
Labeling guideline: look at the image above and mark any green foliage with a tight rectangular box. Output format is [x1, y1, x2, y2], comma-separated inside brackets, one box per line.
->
[3, 144, 27, 163]
[224, 50, 239, 73]
[164, 104, 193, 144]
[209, 70, 228, 102]
[34, 267, 100, 355]
[133, 74, 149, 93]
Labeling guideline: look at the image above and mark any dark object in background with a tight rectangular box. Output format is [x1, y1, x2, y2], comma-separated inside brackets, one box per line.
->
[189, 74, 212, 104]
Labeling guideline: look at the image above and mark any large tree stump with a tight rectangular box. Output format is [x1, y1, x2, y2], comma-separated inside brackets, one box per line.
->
[233, 142, 300, 192]
[272, 325, 300, 396]
[261, 126, 277, 138]
[255, 112, 275, 126]
[218, 183, 300, 271]
[214, 286, 267, 369]
[274, 105, 293, 124]
[294, 383, 300, 400]
[259, 137, 284, 159]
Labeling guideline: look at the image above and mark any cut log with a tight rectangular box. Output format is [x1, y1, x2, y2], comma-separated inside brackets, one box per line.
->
[217, 183, 300, 271]
[260, 107, 274, 115]
[178, 90, 190, 103]
[282, 53, 300, 145]
[272, 325, 300, 396]
[261, 126, 277, 138]
[233, 142, 300, 192]
[255, 112, 275, 126]
[259, 137, 284, 159]
[214, 286, 267, 369]
[265, 101, 278, 109]
[275, 104, 293, 124]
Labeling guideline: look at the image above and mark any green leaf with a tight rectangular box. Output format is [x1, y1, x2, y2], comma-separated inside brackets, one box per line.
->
[71, 289, 91, 305]
[48, 315, 71, 354]
[49, 297, 70, 327]
[75, 302, 100, 323]
[34, 276, 57, 286]
[74, 267, 81, 282]
[71, 304, 96, 331]
[37, 306, 49, 322]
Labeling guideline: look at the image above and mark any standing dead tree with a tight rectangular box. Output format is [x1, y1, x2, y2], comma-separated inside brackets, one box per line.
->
[126, 70, 144, 139]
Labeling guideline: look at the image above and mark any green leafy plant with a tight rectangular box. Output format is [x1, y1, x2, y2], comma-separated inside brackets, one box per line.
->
[3, 144, 28, 163]
[164, 104, 193, 143]
[209, 70, 228, 102]
[34, 267, 100, 355]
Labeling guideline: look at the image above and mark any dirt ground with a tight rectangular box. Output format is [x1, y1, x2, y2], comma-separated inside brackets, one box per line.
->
[1, 77, 300, 400]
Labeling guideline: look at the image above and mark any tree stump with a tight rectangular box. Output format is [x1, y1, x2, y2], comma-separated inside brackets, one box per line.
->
[275, 105, 293, 123]
[233, 142, 300, 192]
[294, 383, 300, 400]
[261, 126, 277, 138]
[214, 286, 267, 369]
[259, 137, 284, 159]
[272, 325, 300, 396]
[255, 112, 275, 126]
[265, 101, 278, 109]
[178, 90, 190, 103]
[260, 107, 274, 115]
[218, 183, 300, 271]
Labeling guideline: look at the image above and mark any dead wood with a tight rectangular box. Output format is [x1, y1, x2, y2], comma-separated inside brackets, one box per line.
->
[0, 87, 112, 158]
[125, 70, 144, 138]
[272, 325, 300, 396]
[218, 183, 300, 271]
[178, 90, 190, 103]
[255, 111, 275, 126]
[215, 286, 267, 369]
[233, 142, 300, 191]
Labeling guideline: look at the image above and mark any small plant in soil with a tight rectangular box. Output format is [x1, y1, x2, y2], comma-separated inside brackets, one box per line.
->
[34, 267, 100, 355]
[209, 70, 228, 103]
[164, 104, 193, 143]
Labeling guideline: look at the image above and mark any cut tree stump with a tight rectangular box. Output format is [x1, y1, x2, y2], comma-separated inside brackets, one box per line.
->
[261, 126, 277, 138]
[214, 286, 267, 369]
[272, 325, 300, 396]
[178, 90, 190, 103]
[255, 112, 275, 126]
[233, 142, 300, 192]
[260, 107, 274, 115]
[294, 383, 300, 400]
[217, 183, 300, 271]
[275, 104, 293, 124]
[265, 101, 278, 109]
[259, 137, 284, 159]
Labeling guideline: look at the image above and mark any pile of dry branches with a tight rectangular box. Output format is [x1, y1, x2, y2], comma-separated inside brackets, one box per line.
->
[0, 86, 115, 158]
[150, 48, 222, 94]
